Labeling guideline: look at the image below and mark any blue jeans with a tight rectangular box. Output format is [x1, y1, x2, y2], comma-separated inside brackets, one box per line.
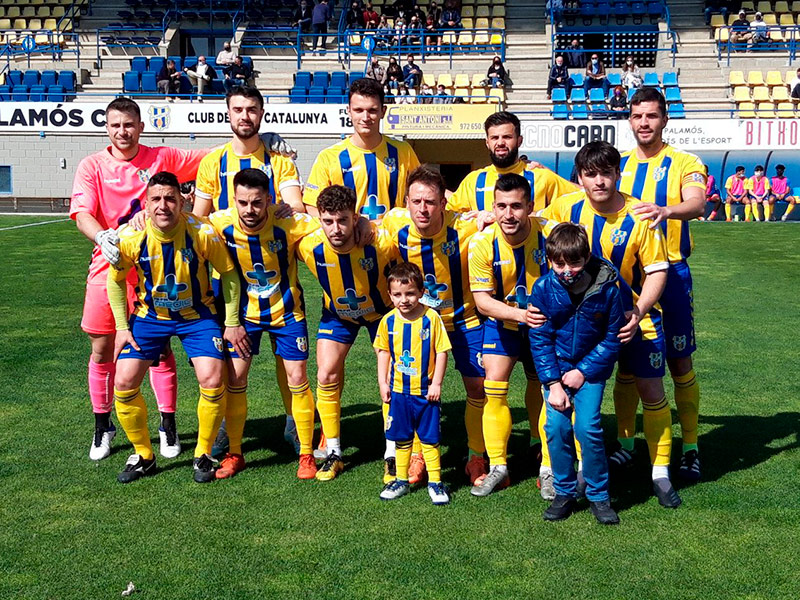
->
[544, 380, 609, 502]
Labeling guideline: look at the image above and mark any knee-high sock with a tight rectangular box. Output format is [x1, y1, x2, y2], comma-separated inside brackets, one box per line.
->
[613, 373, 639, 450]
[149, 352, 177, 413]
[765, 203, 773, 220]
[382, 402, 395, 459]
[196, 384, 226, 458]
[538, 401, 552, 468]
[421, 443, 441, 483]
[785, 203, 796, 217]
[483, 380, 511, 467]
[524, 376, 544, 443]
[643, 396, 672, 467]
[412, 435, 422, 454]
[89, 360, 115, 414]
[745, 203, 753, 221]
[226, 384, 248, 456]
[114, 387, 153, 460]
[289, 380, 315, 455]
[316, 381, 341, 439]
[724, 203, 732, 220]
[274, 356, 292, 416]
[395, 440, 413, 481]
[465, 396, 486, 454]
[673, 370, 700, 451]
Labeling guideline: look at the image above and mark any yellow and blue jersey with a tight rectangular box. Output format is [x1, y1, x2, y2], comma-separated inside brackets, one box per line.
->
[619, 144, 705, 263]
[209, 207, 319, 328]
[297, 228, 398, 325]
[543, 191, 669, 340]
[195, 141, 301, 211]
[381, 208, 481, 332]
[447, 162, 579, 214]
[373, 307, 452, 396]
[302, 135, 420, 221]
[113, 214, 234, 322]
[467, 217, 549, 331]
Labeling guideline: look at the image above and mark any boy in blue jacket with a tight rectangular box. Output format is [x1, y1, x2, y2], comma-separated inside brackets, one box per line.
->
[529, 222, 625, 525]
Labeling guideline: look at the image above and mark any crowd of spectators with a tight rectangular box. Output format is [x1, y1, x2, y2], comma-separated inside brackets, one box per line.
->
[155, 42, 254, 101]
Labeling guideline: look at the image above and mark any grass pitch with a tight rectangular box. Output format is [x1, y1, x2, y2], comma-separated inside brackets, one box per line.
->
[0, 217, 798, 600]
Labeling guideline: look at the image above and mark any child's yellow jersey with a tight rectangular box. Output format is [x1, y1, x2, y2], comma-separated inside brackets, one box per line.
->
[209, 207, 318, 327]
[542, 191, 669, 340]
[374, 307, 452, 396]
[112, 214, 234, 321]
[468, 217, 549, 331]
[380, 208, 481, 332]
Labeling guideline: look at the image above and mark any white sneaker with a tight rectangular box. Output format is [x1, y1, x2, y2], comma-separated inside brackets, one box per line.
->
[428, 482, 451, 505]
[89, 425, 116, 461]
[158, 426, 181, 459]
[313, 445, 328, 460]
[539, 467, 556, 501]
[379, 479, 410, 500]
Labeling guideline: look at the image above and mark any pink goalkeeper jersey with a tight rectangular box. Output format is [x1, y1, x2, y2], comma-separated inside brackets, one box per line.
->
[70, 144, 208, 284]
[771, 176, 791, 195]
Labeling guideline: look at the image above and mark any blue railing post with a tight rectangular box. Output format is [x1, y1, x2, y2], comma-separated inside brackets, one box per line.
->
[296, 30, 302, 70]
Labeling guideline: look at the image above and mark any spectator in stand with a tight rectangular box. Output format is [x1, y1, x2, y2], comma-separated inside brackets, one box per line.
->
[746, 164, 771, 221]
[789, 67, 800, 99]
[389, 0, 412, 19]
[183, 56, 216, 102]
[440, 0, 462, 31]
[394, 17, 408, 44]
[703, 0, 729, 26]
[397, 83, 415, 103]
[547, 55, 570, 99]
[771, 164, 797, 221]
[419, 82, 434, 103]
[425, 15, 440, 48]
[386, 56, 403, 86]
[366, 56, 385, 82]
[312, 0, 334, 53]
[363, 2, 379, 28]
[609, 85, 628, 118]
[346, 0, 366, 29]
[216, 41, 237, 67]
[546, 0, 564, 24]
[410, 3, 427, 23]
[730, 10, 752, 48]
[704, 166, 722, 221]
[565, 38, 585, 71]
[486, 56, 507, 88]
[377, 15, 393, 47]
[428, 1, 443, 26]
[621, 55, 642, 90]
[157, 59, 181, 101]
[750, 12, 769, 47]
[724, 165, 748, 221]
[583, 53, 610, 95]
[294, 0, 313, 33]
[408, 15, 424, 44]
[433, 83, 452, 103]
[403, 54, 423, 88]
[223, 55, 252, 92]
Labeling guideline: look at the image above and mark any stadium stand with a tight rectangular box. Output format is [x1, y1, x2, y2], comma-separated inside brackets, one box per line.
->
[729, 69, 799, 116]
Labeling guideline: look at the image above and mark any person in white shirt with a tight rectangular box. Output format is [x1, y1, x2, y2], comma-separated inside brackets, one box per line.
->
[216, 42, 237, 66]
[183, 56, 217, 102]
[750, 12, 768, 45]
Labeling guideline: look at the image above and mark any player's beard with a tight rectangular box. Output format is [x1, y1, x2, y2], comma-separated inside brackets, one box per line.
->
[233, 122, 259, 140]
[490, 146, 518, 169]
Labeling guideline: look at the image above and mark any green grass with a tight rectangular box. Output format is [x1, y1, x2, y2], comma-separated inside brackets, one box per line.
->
[1, 218, 799, 599]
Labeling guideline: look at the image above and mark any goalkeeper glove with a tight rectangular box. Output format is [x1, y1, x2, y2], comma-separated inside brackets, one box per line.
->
[260, 132, 297, 158]
[95, 228, 121, 266]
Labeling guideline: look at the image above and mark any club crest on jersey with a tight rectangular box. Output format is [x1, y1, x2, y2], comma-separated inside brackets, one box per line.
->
[180, 248, 194, 263]
[268, 239, 283, 253]
[441, 240, 457, 257]
[477, 352, 484, 369]
[259, 164, 273, 179]
[359, 257, 375, 271]
[213, 337, 223, 352]
[384, 157, 397, 173]
[649, 352, 663, 369]
[672, 335, 687, 352]
[652, 166, 667, 182]
[296, 336, 308, 352]
[420, 327, 430, 341]
[148, 106, 171, 132]
[610, 228, 628, 246]
[532, 248, 547, 265]
[136, 169, 151, 183]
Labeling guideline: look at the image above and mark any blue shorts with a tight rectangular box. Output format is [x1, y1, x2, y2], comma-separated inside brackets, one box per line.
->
[482, 319, 536, 377]
[660, 261, 696, 359]
[386, 391, 441, 445]
[227, 318, 309, 361]
[317, 309, 380, 345]
[119, 315, 224, 362]
[448, 324, 485, 378]
[618, 330, 666, 379]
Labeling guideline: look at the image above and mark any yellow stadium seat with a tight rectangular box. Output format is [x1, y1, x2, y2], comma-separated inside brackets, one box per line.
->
[22, 7, 36, 18]
[792, 0, 800, 11]
[457, 31, 473, 44]
[0, 8, 5, 18]
[715, 27, 730, 42]
[474, 31, 490, 43]
[780, 13, 794, 24]
[52, 6, 65, 18]
[733, 86, 752, 102]
[462, 0, 475, 5]
[472, 73, 486, 87]
[454, 73, 470, 88]
[777, 102, 795, 116]
[727, 14, 739, 25]
[786, 70, 797, 84]
[441, 31, 457, 44]
[757, 101, 776, 117]
[462, 17, 474, 28]
[43, 18, 57, 30]
[753, 86, 771, 101]
[476, 17, 490, 28]
[31, 0, 45, 4]
[61, 18, 73, 32]
[772, 85, 790, 100]
[476, 5, 490, 16]
[13, 18, 27, 29]
[488, 88, 505, 104]
[349, 33, 360, 45]
[756, 1, 771, 13]
[492, 5, 506, 17]
[775, 0, 790, 11]
[437, 73, 453, 87]
[710, 14, 725, 27]
[423, 73, 436, 87]
[766, 70, 784, 86]
[491, 17, 505, 28]
[28, 18, 42, 29]
[476, 0, 491, 5]
[0, 19, 10, 30]
[740, 0, 755, 8]
[35, 32, 49, 44]
[471, 87, 487, 103]
[729, 70, 746, 86]
[738, 102, 756, 117]
[763, 13, 777, 24]
[769, 29, 784, 41]
[462, 5, 475, 17]
[454, 87, 469, 102]
[748, 70, 765, 86]
[6, 7, 20, 18]
[490, 32, 503, 44]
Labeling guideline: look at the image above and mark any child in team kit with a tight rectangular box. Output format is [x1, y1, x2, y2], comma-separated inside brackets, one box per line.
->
[528, 223, 626, 525]
[374, 263, 452, 505]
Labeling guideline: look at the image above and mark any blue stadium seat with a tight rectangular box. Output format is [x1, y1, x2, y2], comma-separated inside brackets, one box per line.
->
[23, 70, 40, 87]
[29, 85, 47, 102]
[588, 88, 606, 103]
[295, 71, 312, 88]
[569, 73, 584, 87]
[665, 87, 682, 103]
[308, 87, 326, 103]
[0, 85, 10, 101]
[606, 72, 622, 87]
[168, 55, 182, 72]
[668, 102, 685, 118]
[647, 1, 662, 18]
[349, 71, 365, 83]
[552, 104, 569, 119]
[312, 71, 330, 89]
[572, 103, 589, 119]
[662, 72, 678, 87]
[569, 88, 587, 103]
[613, 2, 628, 23]
[123, 71, 140, 93]
[149, 57, 166, 74]
[643, 72, 659, 87]
[58, 71, 76, 93]
[290, 86, 308, 103]
[40, 70, 58, 88]
[12, 85, 29, 101]
[551, 88, 568, 103]
[326, 87, 344, 103]
[141, 71, 157, 93]
[631, 1, 646, 21]
[330, 71, 348, 89]
[47, 85, 65, 102]
[131, 56, 148, 73]
[8, 71, 23, 87]
[627, 87, 637, 101]
[242, 57, 253, 69]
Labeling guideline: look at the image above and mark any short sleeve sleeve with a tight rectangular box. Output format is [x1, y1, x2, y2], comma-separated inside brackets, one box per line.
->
[163, 146, 209, 183]
[302, 151, 334, 208]
[446, 173, 475, 212]
[432, 313, 452, 353]
[285, 211, 321, 243]
[70, 157, 100, 219]
[637, 222, 669, 274]
[679, 154, 707, 191]
[468, 232, 495, 292]
[373, 315, 391, 351]
[194, 152, 219, 202]
[197, 220, 235, 274]
[273, 155, 301, 191]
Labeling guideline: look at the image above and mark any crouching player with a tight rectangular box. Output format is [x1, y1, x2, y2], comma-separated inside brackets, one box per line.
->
[528, 223, 625, 525]
[108, 171, 240, 483]
[375, 263, 452, 505]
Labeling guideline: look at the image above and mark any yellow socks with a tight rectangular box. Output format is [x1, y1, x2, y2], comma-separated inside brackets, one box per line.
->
[745, 203, 753, 221]
[114, 387, 154, 460]
[316, 381, 341, 439]
[382, 400, 391, 428]
[289, 380, 315, 455]
[196, 384, 226, 458]
[673, 370, 700, 452]
[274, 355, 293, 416]
[465, 395, 486, 454]
[725, 203, 732, 220]
[483, 380, 511, 466]
[412, 435, 422, 455]
[395, 440, 413, 481]
[764, 202, 773, 221]
[538, 401, 552, 468]
[643, 396, 672, 467]
[421, 443, 441, 483]
[785, 203, 796, 217]
[225, 384, 248, 456]
[613, 373, 639, 450]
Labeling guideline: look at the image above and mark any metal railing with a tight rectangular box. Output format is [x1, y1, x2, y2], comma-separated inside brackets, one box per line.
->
[95, 27, 165, 66]
[716, 25, 800, 65]
[548, 0, 670, 28]
[0, 30, 81, 69]
[520, 105, 800, 118]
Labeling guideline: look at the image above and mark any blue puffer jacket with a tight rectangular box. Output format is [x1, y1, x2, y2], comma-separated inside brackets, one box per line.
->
[528, 255, 626, 385]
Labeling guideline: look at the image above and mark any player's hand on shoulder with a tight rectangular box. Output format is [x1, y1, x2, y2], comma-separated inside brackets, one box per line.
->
[273, 202, 295, 219]
[354, 216, 376, 247]
[632, 201, 670, 228]
[128, 210, 147, 232]
[476, 210, 495, 231]
[260, 132, 297, 158]
[95, 228, 121, 266]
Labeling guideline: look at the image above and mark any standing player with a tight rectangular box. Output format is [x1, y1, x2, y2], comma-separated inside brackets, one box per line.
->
[545, 141, 678, 508]
[448, 110, 578, 467]
[208, 169, 320, 480]
[703, 166, 722, 221]
[467, 173, 549, 497]
[617, 87, 706, 484]
[381, 165, 488, 485]
[724, 165, 748, 221]
[745, 165, 770, 222]
[296, 185, 398, 481]
[771, 164, 796, 221]
[302, 77, 420, 222]
[108, 172, 240, 483]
